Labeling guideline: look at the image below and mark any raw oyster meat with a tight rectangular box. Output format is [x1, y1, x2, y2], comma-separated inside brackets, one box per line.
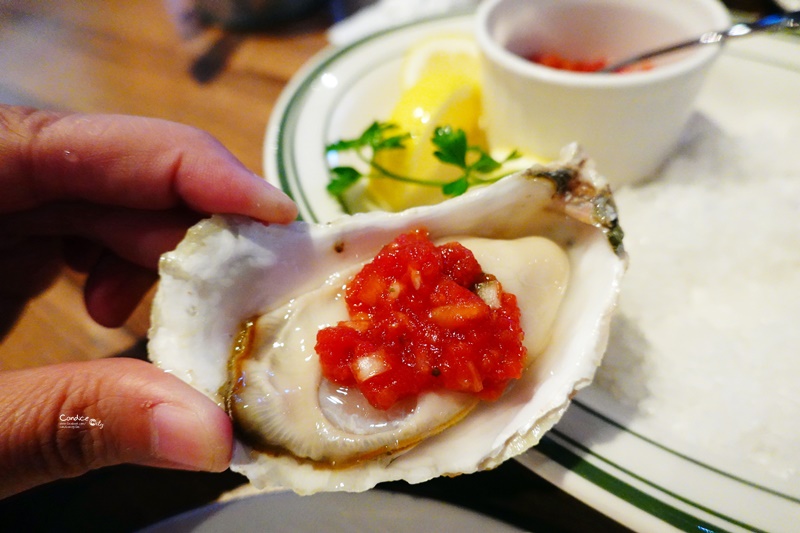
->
[148, 146, 627, 494]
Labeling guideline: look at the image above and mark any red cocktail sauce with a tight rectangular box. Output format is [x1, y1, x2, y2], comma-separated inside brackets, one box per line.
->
[316, 229, 526, 411]
[529, 52, 653, 73]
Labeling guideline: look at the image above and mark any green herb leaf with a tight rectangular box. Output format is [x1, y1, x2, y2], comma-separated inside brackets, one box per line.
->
[324, 120, 521, 206]
[363, 122, 400, 147]
[375, 132, 410, 151]
[471, 151, 502, 173]
[326, 138, 362, 152]
[442, 177, 469, 196]
[432, 126, 468, 167]
[359, 121, 385, 145]
[326, 166, 362, 196]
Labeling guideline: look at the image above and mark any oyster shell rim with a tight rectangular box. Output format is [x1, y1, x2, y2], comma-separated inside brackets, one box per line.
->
[147, 145, 628, 494]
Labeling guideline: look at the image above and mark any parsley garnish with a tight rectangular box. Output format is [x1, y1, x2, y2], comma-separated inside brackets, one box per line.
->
[325, 121, 520, 204]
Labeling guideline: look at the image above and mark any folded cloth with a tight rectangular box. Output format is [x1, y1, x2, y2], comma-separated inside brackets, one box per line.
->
[775, 0, 800, 11]
[327, 0, 480, 46]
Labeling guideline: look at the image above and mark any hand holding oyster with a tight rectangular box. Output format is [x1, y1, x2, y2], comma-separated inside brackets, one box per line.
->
[148, 146, 626, 494]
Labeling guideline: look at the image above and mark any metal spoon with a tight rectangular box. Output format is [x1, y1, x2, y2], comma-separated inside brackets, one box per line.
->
[600, 11, 799, 73]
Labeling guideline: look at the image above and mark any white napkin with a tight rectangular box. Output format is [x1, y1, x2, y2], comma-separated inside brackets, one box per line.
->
[327, 0, 480, 46]
[775, 0, 800, 11]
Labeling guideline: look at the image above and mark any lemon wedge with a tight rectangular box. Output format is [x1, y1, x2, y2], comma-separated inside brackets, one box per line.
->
[400, 33, 481, 89]
[365, 34, 485, 212]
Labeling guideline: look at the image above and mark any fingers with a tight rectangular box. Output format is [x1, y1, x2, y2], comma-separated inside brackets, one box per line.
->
[83, 255, 157, 328]
[0, 203, 201, 270]
[0, 236, 62, 299]
[0, 358, 233, 499]
[62, 237, 103, 273]
[0, 207, 193, 328]
[0, 105, 298, 330]
[0, 105, 297, 224]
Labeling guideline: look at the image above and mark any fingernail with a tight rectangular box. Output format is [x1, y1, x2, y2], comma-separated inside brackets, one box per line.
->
[151, 403, 231, 472]
[251, 173, 298, 223]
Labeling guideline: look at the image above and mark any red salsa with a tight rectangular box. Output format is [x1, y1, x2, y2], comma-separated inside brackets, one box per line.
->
[315, 229, 526, 410]
[531, 52, 609, 72]
[529, 52, 653, 73]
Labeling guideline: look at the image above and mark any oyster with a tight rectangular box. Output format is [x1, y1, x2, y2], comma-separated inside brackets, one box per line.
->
[148, 145, 626, 494]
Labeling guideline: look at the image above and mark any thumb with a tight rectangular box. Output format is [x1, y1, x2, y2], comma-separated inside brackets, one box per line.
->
[0, 358, 232, 499]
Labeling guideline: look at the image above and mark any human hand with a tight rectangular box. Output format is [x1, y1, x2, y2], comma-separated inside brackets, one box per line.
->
[0, 105, 296, 328]
[0, 105, 297, 498]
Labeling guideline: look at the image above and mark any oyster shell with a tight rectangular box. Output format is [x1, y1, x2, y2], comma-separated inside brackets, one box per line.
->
[148, 145, 627, 494]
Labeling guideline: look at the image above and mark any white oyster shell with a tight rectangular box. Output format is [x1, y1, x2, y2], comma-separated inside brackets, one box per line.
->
[148, 146, 627, 494]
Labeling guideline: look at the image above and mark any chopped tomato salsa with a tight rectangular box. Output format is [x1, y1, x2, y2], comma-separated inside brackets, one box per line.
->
[315, 229, 526, 410]
[529, 52, 653, 73]
[531, 52, 608, 72]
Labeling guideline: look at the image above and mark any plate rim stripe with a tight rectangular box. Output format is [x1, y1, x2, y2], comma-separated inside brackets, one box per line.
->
[539, 432, 766, 533]
[571, 399, 800, 504]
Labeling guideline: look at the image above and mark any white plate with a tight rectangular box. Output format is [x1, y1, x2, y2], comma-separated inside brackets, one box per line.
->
[264, 13, 476, 222]
[141, 490, 523, 532]
[264, 14, 800, 533]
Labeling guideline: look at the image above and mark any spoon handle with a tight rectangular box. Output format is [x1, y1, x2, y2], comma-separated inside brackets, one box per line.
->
[601, 11, 799, 73]
[725, 10, 799, 37]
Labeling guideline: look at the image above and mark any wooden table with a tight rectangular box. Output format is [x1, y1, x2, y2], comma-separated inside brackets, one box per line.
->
[0, 1, 770, 530]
